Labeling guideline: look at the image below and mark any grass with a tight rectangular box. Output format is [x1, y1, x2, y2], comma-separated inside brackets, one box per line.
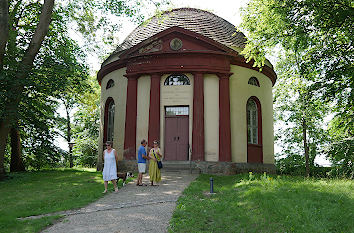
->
[0, 168, 130, 233]
[169, 173, 354, 233]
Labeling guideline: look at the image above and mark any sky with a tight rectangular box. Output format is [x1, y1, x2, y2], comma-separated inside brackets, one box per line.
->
[58, 0, 331, 166]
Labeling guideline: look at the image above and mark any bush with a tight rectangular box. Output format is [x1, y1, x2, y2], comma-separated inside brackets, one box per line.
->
[276, 154, 332, 178]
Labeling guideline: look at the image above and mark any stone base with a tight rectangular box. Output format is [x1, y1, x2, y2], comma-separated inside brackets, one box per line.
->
[192, 161, 276, 175]
[115, 160, 276, 175]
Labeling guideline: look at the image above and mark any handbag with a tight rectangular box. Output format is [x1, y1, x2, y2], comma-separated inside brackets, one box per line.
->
[153, 150, 163, 169]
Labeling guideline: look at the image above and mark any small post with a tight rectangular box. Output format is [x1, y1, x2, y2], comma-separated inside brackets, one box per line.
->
[210, 177, 214, 194]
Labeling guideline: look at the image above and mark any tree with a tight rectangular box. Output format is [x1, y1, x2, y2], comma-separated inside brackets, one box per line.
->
[1, 0, 89, 172]
[56, 80, 91, 168]
[325, 116, 354, 178]
[71, 76, 100, 167]
[0, 0, 169, 177]
[240, 0, 353, 176]
[274, 51, 329, 176]
[0, 0, 55, 177]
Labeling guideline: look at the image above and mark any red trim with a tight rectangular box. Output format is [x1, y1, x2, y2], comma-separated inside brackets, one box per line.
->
[124, 75, 138, 160]
[97, 27, 277, 86]
[103, 97, 114, 143]
[126, 53, 230, 76]
[119, 26, 236, 59]
[247, 96, 263, 163]
[218, 74, 232, 161]
[231, 57, 276, 86]
[165, 115, 189, 118]
[148, 73, 161, 148]
[192, 73, 205, 161]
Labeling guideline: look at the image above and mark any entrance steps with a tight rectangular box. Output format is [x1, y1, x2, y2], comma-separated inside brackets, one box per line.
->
[162, 161, 200, 174]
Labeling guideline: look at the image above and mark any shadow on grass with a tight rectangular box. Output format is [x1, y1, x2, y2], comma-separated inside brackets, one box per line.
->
[0, 169, 122, 233]
[169, 174, 354, 233]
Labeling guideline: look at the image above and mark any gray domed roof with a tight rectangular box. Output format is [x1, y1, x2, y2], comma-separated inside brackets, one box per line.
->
[114, 8, 247, 54]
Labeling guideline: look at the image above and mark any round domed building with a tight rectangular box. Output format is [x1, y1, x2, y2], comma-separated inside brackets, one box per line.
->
[97, 8, 277, 174]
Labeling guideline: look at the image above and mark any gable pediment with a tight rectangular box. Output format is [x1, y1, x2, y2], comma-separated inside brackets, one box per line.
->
[119, 26, 237, 59]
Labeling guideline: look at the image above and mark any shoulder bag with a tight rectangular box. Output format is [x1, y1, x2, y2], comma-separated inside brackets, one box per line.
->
[153, 150, 163, 169]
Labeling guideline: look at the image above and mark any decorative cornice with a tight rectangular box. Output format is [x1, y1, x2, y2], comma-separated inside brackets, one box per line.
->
[97, 27, 277, 86]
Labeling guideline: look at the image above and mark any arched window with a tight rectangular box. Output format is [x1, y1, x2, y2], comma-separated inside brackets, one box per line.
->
[164, 74, 190, 86]
[247, 99, 258, 144]
[106, 79, 115, 89]
[104, 98, 115, 142]
[247, 97, 263, 163]
[248, 77, 260, 87]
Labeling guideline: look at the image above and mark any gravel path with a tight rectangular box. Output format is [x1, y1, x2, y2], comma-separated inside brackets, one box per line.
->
[42, 171, 198, 233]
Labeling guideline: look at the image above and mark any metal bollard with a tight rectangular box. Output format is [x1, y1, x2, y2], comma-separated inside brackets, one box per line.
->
[210, 177, 214, 193]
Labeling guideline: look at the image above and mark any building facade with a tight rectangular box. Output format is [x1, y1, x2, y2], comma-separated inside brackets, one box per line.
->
[97, 8, 277, 173]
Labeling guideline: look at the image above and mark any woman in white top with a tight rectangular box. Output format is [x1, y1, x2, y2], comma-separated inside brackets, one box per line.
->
[102, 141, 118, 193]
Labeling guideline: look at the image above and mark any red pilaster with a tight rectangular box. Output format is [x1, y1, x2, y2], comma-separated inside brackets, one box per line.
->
[192, 72, 205, 161]
[124, 74, 138, 160]
[148, 73, 161, 148]
[218, 74, 232, 161]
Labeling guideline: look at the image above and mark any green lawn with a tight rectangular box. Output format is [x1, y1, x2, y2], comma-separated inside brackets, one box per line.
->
[0, 168, 127, 233]
[169, 173, 354, 233]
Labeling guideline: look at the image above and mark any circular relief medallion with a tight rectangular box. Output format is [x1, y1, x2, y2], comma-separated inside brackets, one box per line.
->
[170, 38, 183, 51]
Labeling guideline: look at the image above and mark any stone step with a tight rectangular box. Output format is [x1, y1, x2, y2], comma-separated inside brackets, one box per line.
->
[161, 161, 200, 174]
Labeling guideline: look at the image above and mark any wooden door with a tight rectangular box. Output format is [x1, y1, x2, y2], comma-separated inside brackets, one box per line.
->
[176, 117, 189, 160]
[164, 116, 189, 160]
[164, 117, 178, 160]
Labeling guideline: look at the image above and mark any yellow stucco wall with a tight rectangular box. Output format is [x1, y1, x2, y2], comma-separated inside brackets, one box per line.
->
[204, 74, 219, 161]
[98, 68, 127, 163]
[99, 66, 274, 164]
[160, 73, 194, 158]
[229, 65, 274, 164]
[136, 75, 151, 156]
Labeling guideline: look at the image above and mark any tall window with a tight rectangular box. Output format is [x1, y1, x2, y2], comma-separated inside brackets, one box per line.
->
[247, 99, 258, 144]
[107, 100, 115, 141]
[248, 77, 260, 87]
[164, 74, 190, 85]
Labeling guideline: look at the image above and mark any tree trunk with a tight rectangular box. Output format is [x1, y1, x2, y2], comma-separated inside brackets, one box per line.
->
[0, 95, 21, 177]
[0, 0, 54, 177]
[64, 101, 73, 168]
[10, 125, 25, 172]
[0, 0, 9, 67]
[0, 120, 10, 178]
[302, 117, 310, 177]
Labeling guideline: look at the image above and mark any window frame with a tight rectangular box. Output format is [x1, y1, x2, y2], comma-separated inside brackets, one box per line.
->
[104, 97, 115, 143]
[164, 74, 190, 86]
[106, 79, 115, 89]
[248, 77, 260, 87]
[247, 99, 258, 144]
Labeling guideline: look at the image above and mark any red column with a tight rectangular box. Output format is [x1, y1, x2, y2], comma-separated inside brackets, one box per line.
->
[124, 74, 138, 160]
[148, 73, 161, 148]
[192, 73, 205, 161]
[218, 73, 232, 161]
